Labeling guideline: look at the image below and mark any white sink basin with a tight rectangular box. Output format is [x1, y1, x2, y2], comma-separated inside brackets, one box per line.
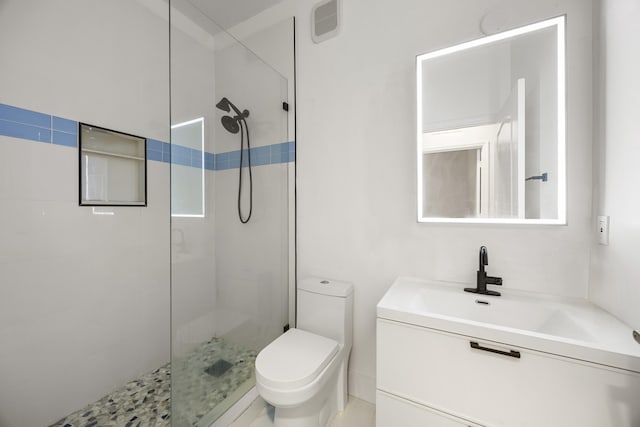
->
[378, 277, 640, 373]
[407, 280, 593, 341]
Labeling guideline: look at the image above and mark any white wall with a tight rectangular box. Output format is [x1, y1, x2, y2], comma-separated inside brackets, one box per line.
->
[238, 0, 595, 403]
[0, 1, 170, 425]
[589, 0, 640, 330]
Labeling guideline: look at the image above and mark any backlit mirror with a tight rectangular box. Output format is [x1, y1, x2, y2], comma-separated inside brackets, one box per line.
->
[417, 16, 565, 224]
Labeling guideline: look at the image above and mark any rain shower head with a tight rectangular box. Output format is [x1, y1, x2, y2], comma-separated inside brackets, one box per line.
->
[221, 115, 240, 134]
[216, 97, 250, 134]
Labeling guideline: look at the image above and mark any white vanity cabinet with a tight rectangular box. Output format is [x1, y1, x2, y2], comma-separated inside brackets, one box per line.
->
[376, 318, 640, 427]
[377, 389, 472, 426]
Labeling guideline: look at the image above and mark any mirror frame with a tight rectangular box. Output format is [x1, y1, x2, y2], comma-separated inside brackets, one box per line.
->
[416, 16, 566, 225]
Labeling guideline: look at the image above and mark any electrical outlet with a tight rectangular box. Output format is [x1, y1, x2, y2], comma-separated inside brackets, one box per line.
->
[597, 215, 610, 245]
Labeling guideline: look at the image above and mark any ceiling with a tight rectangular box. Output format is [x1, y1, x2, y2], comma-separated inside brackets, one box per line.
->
[187, 0, 286, 30]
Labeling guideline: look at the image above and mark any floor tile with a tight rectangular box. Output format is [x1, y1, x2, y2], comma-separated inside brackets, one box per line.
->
[230, 396, 375, 427]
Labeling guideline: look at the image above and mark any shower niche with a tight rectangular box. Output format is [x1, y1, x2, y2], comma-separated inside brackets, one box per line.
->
[79, 123, 147, 206]
[417, 16, 565, 224]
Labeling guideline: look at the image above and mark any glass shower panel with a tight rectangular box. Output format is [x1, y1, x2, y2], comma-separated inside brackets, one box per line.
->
[170, 1, 290, 425]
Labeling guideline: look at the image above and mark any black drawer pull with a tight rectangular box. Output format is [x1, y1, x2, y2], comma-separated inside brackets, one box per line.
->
[470, 341, 521, 359]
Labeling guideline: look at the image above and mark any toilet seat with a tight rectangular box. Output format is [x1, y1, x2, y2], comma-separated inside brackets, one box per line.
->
[256, 328, 339, 391]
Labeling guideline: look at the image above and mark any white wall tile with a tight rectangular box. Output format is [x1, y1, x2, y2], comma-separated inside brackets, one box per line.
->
[0, 147, 170, 426]
[0, 0, 170, 424]
[213, 165, 290, 351]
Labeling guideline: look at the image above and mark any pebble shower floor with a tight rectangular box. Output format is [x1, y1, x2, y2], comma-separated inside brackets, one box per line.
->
[50, 338, 258, 427]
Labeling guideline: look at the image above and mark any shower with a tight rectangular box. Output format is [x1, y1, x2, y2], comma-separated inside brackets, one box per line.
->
[171, 17, 292, 426]
[216, 97, 252, 223]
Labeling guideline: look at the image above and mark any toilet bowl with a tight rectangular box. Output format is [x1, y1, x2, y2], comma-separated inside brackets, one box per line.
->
[255, 277, 353, 427]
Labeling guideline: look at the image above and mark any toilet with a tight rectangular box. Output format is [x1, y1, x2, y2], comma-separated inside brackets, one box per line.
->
[255, 277, 354, 427]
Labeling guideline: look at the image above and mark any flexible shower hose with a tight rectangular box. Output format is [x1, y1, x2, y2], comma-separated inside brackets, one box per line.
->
[238, 119, 252, 223]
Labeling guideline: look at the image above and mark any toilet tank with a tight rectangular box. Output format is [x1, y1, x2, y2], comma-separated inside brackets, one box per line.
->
[297, 277, 353, 348]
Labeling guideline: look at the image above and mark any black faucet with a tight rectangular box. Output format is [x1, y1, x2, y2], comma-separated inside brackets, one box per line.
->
[464, 246, 502, 296]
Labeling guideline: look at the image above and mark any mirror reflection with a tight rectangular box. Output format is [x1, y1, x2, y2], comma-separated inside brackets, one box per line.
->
[417, 16, 565, 224]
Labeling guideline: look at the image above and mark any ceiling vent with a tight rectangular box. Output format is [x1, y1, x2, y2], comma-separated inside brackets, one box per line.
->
[311, 0, 340, 43]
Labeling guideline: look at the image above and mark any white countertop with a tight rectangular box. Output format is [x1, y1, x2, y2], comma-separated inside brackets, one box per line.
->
[377, 277, 640, 373]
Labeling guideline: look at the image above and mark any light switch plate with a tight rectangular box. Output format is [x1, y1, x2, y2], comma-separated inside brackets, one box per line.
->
[597, 215, 610, 245]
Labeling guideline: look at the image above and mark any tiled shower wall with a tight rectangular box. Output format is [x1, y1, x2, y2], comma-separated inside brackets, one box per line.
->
[0, 1, 294, 426]
[0, 1, 171, 425]
[0, 102, 294, 170]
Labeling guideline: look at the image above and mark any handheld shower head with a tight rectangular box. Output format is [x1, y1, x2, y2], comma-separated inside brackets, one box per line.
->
[216, 97, 254, 224]
[216, 97, 232, 113]
[216, 97, 249, 117]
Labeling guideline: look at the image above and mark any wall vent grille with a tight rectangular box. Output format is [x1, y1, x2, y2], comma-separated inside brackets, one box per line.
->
[312, 0, 340, 43]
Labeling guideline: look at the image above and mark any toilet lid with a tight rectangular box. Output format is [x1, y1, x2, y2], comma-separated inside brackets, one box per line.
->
[256, 328, 339, 390]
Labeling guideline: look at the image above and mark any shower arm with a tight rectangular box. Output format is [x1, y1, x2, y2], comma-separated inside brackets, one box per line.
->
[216, 97, 250, 124]
[225, 99, 249, 121]
[228, 103, 245, 121]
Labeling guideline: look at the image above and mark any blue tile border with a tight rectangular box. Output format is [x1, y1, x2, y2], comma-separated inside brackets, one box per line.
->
[52, 130, 77, 147]
[146, 139, 162, 163]
[0, 103, 51, 129]
[0, 102, 295, 169]
[52, 116, 77, 134]
[205, 152, 215, 170]
[190, 148, 203, 168]
[147, 138, 164, 153]
[0, 119, 51, 143]
[147, 149, 163, 162]
[170, 144, 190, 166]
[212, 142, 295, 170]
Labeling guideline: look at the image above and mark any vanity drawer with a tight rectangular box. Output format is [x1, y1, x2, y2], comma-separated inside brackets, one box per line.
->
[377, 318, 640, 427]
[377, 390, 475, 427]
